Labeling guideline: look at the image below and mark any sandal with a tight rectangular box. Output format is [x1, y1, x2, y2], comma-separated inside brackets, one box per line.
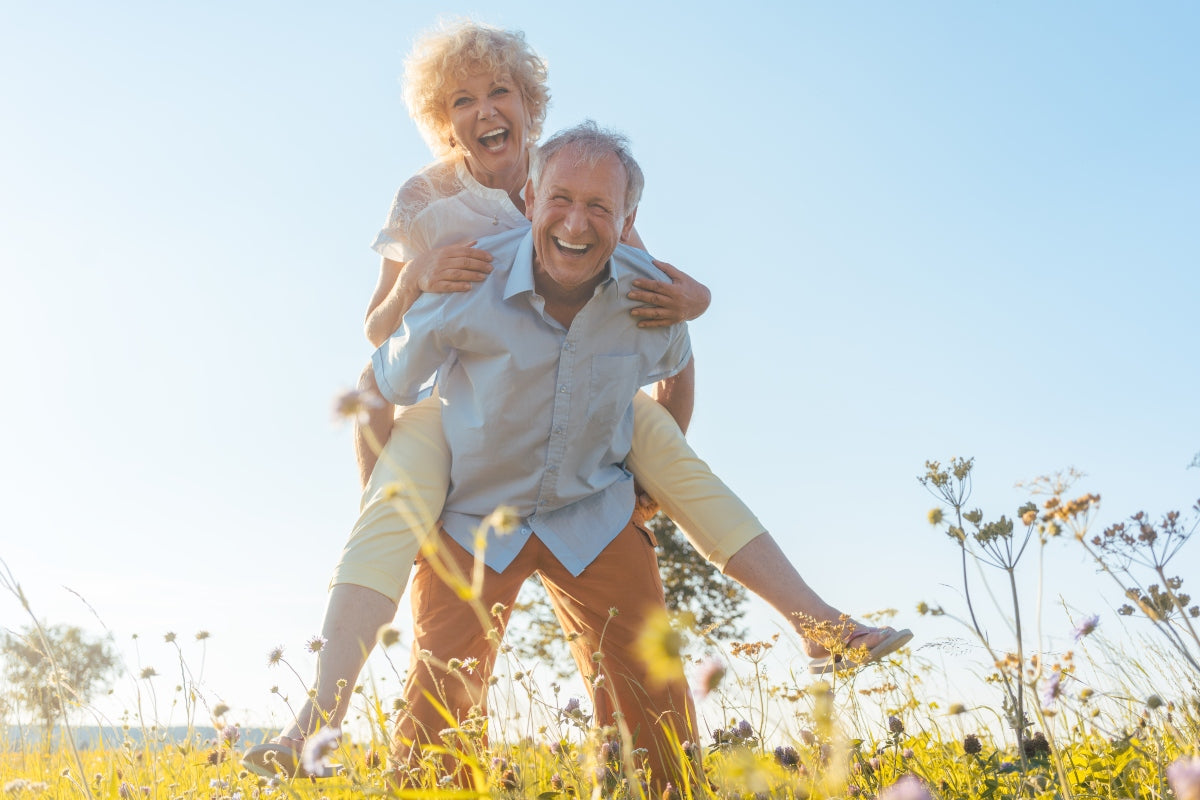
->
[807, 626, 913, 675]
[241, 734, 342, 779]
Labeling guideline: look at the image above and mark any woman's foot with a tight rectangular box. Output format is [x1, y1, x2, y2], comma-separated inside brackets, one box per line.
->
[242, 734, 341, 779]
[801, 619, 913, 675]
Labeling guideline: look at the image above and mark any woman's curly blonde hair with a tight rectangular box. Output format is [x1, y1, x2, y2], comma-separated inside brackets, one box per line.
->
[403, 20, 550, 159]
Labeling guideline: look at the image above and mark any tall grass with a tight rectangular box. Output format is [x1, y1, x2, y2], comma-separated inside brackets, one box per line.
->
[3, 458, 1199, 799]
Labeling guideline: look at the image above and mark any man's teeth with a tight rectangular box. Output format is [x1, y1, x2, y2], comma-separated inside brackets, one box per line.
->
[555, 238, 588, 252]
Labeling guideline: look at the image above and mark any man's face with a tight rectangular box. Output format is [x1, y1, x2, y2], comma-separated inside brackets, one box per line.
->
[525, 149, 637, 296]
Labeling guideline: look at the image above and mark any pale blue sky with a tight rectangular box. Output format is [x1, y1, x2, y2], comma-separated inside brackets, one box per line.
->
[2, 1, 1197, 732]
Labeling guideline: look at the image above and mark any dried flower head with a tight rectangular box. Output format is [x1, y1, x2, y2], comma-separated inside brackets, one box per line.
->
[963, 734, 982, 755]
[305, 635, 328, 654]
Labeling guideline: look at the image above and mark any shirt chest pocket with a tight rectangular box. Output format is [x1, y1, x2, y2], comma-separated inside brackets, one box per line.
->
[586, 354, 641, 427]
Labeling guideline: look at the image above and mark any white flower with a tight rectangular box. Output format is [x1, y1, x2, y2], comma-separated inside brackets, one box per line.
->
[300, 728, 340, 775]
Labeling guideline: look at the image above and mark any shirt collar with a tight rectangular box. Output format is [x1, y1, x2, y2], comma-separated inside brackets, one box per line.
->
[504, 231, 620, 302]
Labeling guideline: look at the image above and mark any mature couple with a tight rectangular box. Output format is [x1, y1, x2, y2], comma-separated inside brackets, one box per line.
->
[243, 20, 911, 789]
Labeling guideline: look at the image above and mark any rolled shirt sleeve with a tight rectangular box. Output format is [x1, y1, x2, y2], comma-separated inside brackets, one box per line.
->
[371, 295, 452, 406]
[645, 325, 693, 385]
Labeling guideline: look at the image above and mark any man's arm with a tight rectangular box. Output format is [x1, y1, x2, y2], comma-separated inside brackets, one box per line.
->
[371, 295, 453, 406]
[649, 355, 694, 434]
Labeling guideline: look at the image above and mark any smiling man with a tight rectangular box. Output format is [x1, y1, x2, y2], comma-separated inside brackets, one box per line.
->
[371, 121, 697, 787]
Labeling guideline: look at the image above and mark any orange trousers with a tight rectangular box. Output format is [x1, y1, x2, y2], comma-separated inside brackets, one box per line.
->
[392, 519, 697, 788]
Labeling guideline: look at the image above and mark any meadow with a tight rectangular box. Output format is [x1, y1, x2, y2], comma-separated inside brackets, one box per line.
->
[3, 457, 1198, 799]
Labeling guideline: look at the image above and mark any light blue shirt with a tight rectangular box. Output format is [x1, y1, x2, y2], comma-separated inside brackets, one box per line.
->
[372, 227, 692, 576]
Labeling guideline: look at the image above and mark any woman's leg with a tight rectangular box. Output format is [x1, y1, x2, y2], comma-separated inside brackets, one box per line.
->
[626, 391, 764, 569]
[355, 364, 399, 488]
[626, 393, 907, 658]
[248, 394, 450, 769]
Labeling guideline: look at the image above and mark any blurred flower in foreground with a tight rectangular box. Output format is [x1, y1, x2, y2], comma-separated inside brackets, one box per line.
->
[694, 656, 726, 699]
[1042, 671, 1063, 707]
[301, 728, 340, 776]
[878, 774, 933, 800]
[1073, 614, 1100, 641]
[1169, 756, 1200, 800]
[635, 609, 687, 686]
[332, 388, 384, 424]
[485, 505, 520, 535]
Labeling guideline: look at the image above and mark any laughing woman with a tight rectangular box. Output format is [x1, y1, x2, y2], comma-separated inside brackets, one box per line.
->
[243, 19, 910, 780]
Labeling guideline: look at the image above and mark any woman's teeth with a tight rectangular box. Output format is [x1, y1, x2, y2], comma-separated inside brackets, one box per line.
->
[479, 128, 508, 151]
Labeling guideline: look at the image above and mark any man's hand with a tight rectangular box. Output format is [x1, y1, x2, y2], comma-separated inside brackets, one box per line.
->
[628, 260, 711, 327]
[406, 240, 494, 294]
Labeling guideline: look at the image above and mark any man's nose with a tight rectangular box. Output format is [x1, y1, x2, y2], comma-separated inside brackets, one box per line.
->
[563, 204, 587, 233]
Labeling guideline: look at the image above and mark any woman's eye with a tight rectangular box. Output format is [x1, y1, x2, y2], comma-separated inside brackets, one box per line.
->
[452, 96, 471, 108]
[491, 86, 510, 97]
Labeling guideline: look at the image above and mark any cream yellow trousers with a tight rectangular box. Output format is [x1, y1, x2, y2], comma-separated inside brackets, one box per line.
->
[330, 391, 765, 601]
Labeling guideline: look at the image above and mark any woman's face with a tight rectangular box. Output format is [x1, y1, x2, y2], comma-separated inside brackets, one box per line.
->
[445, 71, 530, 190]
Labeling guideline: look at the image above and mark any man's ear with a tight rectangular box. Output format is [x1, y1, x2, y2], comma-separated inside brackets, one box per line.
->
[523, 180, 536, 222]
[620, 206, 638, 242]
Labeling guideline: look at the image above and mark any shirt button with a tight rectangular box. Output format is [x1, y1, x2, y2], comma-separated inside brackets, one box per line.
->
[547, 465, 558, 473]
[553, 426, 563, 435]
[558, 384, 567, 393]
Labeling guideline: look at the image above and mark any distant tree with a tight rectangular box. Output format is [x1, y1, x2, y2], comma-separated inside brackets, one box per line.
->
[1, 624, 121, 742]
[508, 513, 748, 679]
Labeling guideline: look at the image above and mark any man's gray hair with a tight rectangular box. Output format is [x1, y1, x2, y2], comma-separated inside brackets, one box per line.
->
[529, 120, 645, 217]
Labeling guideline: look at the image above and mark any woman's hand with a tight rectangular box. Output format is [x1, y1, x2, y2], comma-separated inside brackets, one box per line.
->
[406, 240, 494, 294]
[628, 260, 711, 327]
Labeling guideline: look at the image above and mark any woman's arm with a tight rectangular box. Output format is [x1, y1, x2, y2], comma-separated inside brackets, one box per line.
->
[621, 225, 711, 328]
[364, 244, 494, 348]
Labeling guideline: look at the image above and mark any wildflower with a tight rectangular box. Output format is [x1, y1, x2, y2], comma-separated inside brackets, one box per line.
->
[219, 725, 240, 745]
[773, 745, 800, 770]
[798, 728, 816, 746]
[163, 632, 176, 643]
[300, 728, 340, 775]
[485, 505, 520, 535]
[1147, 694, 1164, 710]
[1022, 732, 1050, 758]
[562, 697, 582, 717]
[635, 609, 687, 686]
[305, 635, 328, 654]
[139, 667, 158, 679]
[550, 773, 564, 791]
[1042, 671, 1062, 707]
[195, 630, 210, 640]
[332, 388, 383, 424]
[694, 656, 726, 699]
[927, 508, 944, 526]
[903, 747, 914, 759]
[963, 734, 982, 755]
[888, 715, 904, 735]
[206, 749, 228, 765]
[266, 646, 285, 667]
[947, 702, 966, 715]
[878, 775, 934, 800]
[1168, 756, 1200, 800]
[376, 625, 401, 647]
[734, 719, 754, 740]
[364, 748, 382, 769]
[212, 702, 230, 718]
[1073, 614, 1100, 641]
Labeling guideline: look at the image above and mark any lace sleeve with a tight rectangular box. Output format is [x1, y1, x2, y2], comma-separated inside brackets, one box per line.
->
[370, 173, 436, 263]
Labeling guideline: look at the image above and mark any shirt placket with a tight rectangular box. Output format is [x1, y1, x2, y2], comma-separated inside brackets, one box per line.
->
[536, 329, 576, 515]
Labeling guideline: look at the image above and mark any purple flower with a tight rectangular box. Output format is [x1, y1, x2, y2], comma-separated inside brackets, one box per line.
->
[1073, 614, 1100, 641]
[1169, 756, 1200, 800]
[773, 745, 800, 769]
[300, 728, 340, 775]
[218, 724, 239, 745]
[1042, 671, 1063, 706]
[878, 775, 934, 800]
[694, 656, 726, 699]
[734, 719, 754, 739]
[562, 697, 581, 716]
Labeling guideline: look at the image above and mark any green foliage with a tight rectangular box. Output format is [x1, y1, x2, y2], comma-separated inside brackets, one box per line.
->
[1, 624, 121, 736]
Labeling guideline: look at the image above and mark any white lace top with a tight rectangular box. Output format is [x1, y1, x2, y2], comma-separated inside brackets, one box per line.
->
[371, 157, 531, 263]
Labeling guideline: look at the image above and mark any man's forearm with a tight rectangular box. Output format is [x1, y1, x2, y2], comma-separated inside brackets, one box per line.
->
[650, 356, 694, 434]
